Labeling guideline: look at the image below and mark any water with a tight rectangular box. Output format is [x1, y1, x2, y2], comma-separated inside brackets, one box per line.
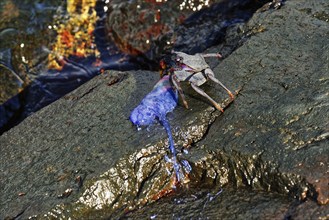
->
[0, 0, 149, 134]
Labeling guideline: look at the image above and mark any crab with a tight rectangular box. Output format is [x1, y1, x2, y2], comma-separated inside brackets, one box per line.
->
[161, 51, 235, 112]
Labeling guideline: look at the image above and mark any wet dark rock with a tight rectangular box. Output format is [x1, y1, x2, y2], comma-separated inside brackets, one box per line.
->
[0, 0, 328, 219]
[204, 0, 329, 206]
[125, 186, 295, 219]
[172, 0, 273, 54]
[105, 0, 273, 58]
[105, 0, 225, 56]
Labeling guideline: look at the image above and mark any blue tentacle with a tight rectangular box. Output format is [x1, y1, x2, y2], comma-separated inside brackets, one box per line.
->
[160, 116, 183, 182]
[130, 75, 190, 183]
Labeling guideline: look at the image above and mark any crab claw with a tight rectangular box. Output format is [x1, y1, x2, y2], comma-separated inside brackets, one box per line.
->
[228, 90, 235, 100]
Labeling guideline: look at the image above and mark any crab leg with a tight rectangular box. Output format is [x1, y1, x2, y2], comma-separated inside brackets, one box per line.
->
[172, 75, 189, 109]
[190, 83, 224, 112]
[201, 53, 222, 58]
[205, 69, 235, 100]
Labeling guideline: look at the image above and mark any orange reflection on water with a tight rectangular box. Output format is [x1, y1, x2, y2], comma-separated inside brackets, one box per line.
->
[48, 0, 100, 70]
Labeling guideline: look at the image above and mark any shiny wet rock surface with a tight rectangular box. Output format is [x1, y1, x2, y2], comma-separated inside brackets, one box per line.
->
[1, 0, 329, 219]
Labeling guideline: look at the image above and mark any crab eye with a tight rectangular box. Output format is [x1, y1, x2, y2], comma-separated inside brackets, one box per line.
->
[176, 56, 183, 62]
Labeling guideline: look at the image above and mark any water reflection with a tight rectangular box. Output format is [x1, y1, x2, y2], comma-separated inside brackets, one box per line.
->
[0, 0, 61, 102]
[48, 0, 99, 70]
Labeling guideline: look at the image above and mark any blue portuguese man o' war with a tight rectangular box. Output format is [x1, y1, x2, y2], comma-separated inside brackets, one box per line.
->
[130, 51, 235, 184]
[130, 75, 191, 183]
